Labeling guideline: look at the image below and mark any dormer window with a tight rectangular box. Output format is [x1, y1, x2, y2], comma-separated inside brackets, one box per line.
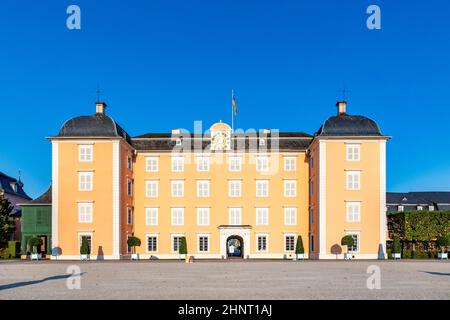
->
[176, 139, 182, 146]
[10, 183, 17, 192]
[417, 206, 423, 211]
[259, 139, 266, 146]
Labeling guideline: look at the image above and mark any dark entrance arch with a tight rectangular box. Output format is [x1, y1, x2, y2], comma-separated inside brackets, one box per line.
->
[226, 235, 243, 258]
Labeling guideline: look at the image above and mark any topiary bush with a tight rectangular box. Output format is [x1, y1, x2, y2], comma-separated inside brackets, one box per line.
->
[80, 237, 90, 255]
[341, 235, 354, 253]
[295, 235, 304, 254]
[28, 237, 42, 254]
[127, 236, 141, 254]
[392, 236, 401, 254]
[179, 237, 187, 255]
[436, 234, 450, 253]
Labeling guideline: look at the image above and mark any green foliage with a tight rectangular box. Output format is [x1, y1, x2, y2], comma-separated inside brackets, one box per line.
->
[127, 236, 141, 248]
[402, 249, 412, 259]
[392, 236, 401, 254]
[7, 241, 16, 258]
[28, 237, 42, 254]
[80, 237, 90, 255]
[295, 235, 304, 254]
[388, 211, 450, 241]
[179, 237, 187, 255]
[436, 234, 450, 252]
[0, 197, 15, 246]
[386, 248, 392, 259]
[341, 235, 354, 247]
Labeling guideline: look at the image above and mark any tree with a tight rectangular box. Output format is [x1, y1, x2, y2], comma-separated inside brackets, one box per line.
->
[0, 197, 15, 246]
[295, 235, 304, 254]
[127, 236, 141, 254]
[80, 237, 90, 255]
[392, 236, 401, 254]
[436, 234, 450, 254]
[179, 237, 187, 255]
[341, 235, 355, 254]
[28, 237, 43, 254]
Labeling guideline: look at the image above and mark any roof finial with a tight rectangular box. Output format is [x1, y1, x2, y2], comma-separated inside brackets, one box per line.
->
[340, 82, 349, 101]
[96, 83, 101, 102]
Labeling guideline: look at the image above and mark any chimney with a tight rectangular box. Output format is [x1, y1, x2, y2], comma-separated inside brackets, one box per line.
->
[96, 101, 107, 115]
[336, 101, 347, 115]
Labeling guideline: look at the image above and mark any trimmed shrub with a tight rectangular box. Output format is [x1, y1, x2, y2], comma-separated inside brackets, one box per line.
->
[80, 237, 90, 255]
[295, 235, 304, 254]
[436, 234, 450, 253]
[341, 235, 354, 253]
[179, 237, 187, 255]
[28, 237, 42, 254]
[392, 236, 401, 254]
[127, 236, 141, 254]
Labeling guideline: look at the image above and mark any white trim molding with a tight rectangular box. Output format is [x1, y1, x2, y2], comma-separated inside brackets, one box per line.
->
[318, 140, 327, 256]
[51, 141, 59, 252]
[112, 141, 121, 259]
[379, 140, 387, 259]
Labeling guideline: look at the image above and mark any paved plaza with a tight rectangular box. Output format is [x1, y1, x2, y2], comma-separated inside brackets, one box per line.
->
[0, 260, 449, 300]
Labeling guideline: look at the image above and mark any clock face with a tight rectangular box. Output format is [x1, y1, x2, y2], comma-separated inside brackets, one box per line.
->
[212, 131, 230, 150]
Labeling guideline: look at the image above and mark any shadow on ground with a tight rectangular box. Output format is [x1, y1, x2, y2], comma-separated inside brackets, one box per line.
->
[420, 271, 450, 276]
[0, 273, 85, 291]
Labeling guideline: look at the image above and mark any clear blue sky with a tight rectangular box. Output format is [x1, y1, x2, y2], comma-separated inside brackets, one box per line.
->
[1, 1, 449, 198]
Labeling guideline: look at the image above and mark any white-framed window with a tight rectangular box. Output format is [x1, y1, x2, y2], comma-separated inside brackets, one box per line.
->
[196, 156, 210, 172]
[346, 171, 361, 190]
[284, 180, 296, 197]
[256, 207, 269, 226]
[145, 207, 158, 226]
[197, 180, 210, 197]
[146, 157, 159, 172]
[78, 233, 92, 252]
[229, 207, 242, 225]
[284, 207, 297, 226]
[284, 157, 296, 171]
[145, 180, 158, 198]
[256, 234, 268, 252]
[309, 207, 314, 224]
[228, 156, 242, 172]
[78, 172, 93, 191]
[429, 205, 435, 211]
[417, 205, 423, 211]
[197, 207, 210, 226]
[171, 156, 184, 172]
[346, 202, 361, 223]
[172, 235, 184, 252]
[284, 234, 295, 251]
[346, 144, 360, 161]
[171, 180, 184, 197]
[228, 180, 242, 197]
[127, 207, 133, 225]
[309, 156, 314, 169]
[146, 235, 158, 252]
[259, 138, 266, 146]
[198, 235, 209, 252]
[256, 180, 269, 197]
[346, 232, 360, 253]
[78, 145, 93, 162]
[171, 208, 184, 226]
[127, 179, 133, 196]
[398, 205, 404, 212]
[256, 156, 269, 172]
[78, 202, 93, 223]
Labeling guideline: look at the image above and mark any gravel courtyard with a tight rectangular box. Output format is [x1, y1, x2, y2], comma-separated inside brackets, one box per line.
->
[0, 260, 449, 300]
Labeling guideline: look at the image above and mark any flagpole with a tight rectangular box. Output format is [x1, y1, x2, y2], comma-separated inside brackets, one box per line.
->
[231, 89, 234, 132]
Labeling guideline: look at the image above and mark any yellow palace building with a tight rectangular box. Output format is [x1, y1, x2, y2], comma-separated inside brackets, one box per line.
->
[48, 100, 389, 260]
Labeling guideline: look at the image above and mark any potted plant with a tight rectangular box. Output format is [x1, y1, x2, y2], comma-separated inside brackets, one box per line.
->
[179, 236, 187, 260]
[295, 235, 305, 260]
[80, 237, 90, 260]
[127, 236, 141, 260]
[341, 235, 355, 260]
[392, 236, 401, 259]
[28, 237, 42, 261]
[436, 234, 449, 260]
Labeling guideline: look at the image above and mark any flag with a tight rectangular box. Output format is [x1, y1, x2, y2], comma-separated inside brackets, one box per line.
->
[232, 94, 237, 116]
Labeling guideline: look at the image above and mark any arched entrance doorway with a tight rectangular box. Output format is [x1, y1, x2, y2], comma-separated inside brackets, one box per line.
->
[226, 235, 244, 258]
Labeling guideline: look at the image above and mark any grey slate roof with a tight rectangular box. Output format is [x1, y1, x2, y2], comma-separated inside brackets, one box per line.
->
[387, 192, 450, 205]
[0, 172, 31, 200]
[131, 134, 313, 151]
[317, 114, 383, 137]
[56, 114, 132, 144]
